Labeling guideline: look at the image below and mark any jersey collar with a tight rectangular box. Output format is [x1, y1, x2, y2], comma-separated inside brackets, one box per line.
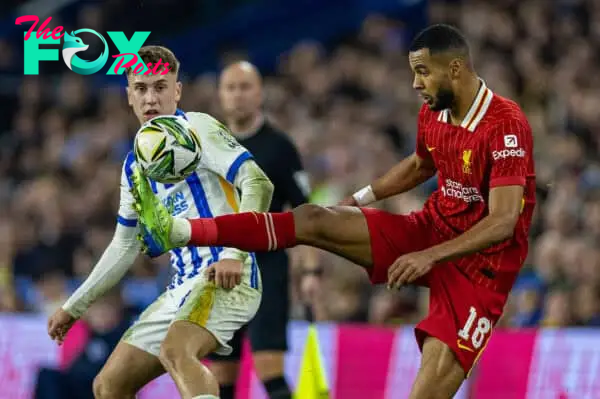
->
[437, 78, 493, 132]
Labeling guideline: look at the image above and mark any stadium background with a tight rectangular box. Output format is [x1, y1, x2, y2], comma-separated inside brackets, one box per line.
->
[1, 0, 600, 397]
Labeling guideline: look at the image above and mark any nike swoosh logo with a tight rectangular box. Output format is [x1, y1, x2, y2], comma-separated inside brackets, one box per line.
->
[427, 146, 436, 152]
[457, 339, 475, 352]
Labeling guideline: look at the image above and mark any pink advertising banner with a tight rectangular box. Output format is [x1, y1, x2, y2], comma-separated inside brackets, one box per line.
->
[0, 315, 58, 399]
[1, 316, 599, 399]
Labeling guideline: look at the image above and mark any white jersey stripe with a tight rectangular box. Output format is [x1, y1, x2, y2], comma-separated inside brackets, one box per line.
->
[466, 88, 493, 132]
[266, 213, 277, 250]
[460, 79, 488, 130]
[264, 213, 274, 250]
[460, 79, 493, 132]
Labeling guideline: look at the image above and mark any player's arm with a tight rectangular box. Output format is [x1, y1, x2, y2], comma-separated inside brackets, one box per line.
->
[62, 223, 140, 318]
[374, 152, 436, 199]
[347, 111, 436, 206]
[232, 160, 274, 213]
[426, 185, 523, 263]
[347, 152, 436, 206]
[62, 157, 141, 318]
[426, 120, 531, 263]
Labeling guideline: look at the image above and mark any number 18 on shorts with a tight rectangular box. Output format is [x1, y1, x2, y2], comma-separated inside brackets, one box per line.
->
[458, 306, 491, 353]
[414, 265, 508, 376]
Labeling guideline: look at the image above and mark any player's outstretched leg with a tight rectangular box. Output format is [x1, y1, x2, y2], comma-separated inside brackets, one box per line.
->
[408, 337, 465, 399]
[131, 168, 374, 267]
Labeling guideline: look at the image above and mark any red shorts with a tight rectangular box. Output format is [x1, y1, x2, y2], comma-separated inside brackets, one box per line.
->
[361, 208, 508, 375]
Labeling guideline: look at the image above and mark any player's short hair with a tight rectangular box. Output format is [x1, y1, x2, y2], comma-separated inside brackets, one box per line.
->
[409, 24, 470, 57]
[126, 45, 180, 76]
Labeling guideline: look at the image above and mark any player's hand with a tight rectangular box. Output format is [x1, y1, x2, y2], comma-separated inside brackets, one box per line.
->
[387, 250, 437, 289]
[205, 259, 243, 289]
[48, 308, 77, 345]
[338, 196, 358, 206]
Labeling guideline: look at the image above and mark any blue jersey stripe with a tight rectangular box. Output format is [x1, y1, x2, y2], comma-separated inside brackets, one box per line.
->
[187, 246, 202, 278]
[226, 151, 253, 184]
[117, 215, 137, 227]
[186, 173, 221, 262]
[171, 248, 186, 285]
[249, 253, 258, 289]
[124, 151, 135, 187]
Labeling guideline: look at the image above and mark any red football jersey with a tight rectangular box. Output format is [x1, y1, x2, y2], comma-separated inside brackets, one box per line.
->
[415, 79, 536, 291]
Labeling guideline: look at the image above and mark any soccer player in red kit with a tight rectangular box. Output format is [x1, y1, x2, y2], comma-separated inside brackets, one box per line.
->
[131, 24, 535, 398]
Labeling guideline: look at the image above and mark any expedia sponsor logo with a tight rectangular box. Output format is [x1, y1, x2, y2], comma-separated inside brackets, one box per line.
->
[504, 134, 518, 148]
[492, 148, 526, 160]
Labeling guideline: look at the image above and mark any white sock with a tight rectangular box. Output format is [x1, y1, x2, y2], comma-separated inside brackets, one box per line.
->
[192, 395, 219, 399]
[170, 217, 191, 246]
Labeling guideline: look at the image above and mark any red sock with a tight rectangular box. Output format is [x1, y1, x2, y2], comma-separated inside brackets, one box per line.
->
[188, 212, 296, 251]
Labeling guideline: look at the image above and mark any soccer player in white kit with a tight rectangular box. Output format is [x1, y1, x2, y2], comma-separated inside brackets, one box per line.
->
[47, 46, 274, 399]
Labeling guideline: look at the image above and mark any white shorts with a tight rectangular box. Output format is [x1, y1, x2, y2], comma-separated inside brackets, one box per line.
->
[122, 266, 261, 357]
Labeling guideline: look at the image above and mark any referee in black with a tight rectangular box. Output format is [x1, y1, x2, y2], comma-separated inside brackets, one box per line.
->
[208, 61, 309, 399]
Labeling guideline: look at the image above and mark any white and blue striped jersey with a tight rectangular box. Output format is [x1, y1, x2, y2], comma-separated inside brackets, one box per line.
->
[118, 110, 258, 289]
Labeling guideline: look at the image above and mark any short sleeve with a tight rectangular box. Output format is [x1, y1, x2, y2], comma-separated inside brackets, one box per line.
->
[488, 119, 532, 188]
[194, 114, 254, 183]
[116, 152, 138, 227]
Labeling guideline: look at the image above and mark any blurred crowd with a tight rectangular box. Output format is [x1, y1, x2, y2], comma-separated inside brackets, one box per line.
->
[1, 0, 600, 333]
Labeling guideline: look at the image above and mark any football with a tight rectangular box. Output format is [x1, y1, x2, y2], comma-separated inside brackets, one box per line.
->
[134, 115, 202, 183]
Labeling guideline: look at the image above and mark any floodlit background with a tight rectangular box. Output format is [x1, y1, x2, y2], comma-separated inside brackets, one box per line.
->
[1, 0, 599, 398]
